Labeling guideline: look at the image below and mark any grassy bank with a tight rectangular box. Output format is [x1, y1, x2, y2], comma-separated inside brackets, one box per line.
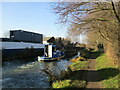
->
[52, 57, 88, 88]
[96, 54, 119, 88]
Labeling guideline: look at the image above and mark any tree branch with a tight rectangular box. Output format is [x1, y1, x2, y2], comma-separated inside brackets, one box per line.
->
[98, 27, 114, 44]
[111, 2, 120, 23]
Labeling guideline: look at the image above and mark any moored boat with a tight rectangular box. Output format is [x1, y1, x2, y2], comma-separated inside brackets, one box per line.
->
[38, 45, 65, 62]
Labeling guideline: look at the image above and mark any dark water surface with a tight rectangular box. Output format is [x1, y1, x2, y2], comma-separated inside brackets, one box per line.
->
[2, 59, 72, 88]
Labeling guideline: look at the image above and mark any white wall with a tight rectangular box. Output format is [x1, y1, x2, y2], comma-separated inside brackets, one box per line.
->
[0, 42, 45, 49]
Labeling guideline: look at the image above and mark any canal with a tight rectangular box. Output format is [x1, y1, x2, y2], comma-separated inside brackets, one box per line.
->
[2, 59, 72, 88]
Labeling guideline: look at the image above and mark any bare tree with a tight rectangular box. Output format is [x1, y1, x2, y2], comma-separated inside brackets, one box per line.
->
[52, 1, 120, 63]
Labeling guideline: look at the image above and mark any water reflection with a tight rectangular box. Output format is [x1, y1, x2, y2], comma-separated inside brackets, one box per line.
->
[41, 60, 72, 75]
[2, 59, 71, 88]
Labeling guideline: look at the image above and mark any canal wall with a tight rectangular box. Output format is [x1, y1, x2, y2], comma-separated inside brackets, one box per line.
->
[1, 42, 45, 61]
[2, 48, 44, 62]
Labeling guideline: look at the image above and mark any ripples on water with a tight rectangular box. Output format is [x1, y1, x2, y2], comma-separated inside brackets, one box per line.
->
[2, 59, 72, 88]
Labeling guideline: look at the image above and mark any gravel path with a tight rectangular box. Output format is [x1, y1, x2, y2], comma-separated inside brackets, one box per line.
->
[86, 59, 103, 88]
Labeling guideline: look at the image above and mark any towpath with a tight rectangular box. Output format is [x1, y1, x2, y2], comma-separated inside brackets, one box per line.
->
[86, 59, 103, 88]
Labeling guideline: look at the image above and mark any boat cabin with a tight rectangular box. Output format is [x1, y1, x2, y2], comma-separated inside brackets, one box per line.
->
[44, 45, 56, 58]
[38, 44, 65, 61]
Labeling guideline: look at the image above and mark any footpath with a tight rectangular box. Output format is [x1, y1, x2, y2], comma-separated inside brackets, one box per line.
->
[86, 59, 103, 88]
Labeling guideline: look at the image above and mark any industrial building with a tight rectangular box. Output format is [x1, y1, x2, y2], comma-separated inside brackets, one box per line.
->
[1, 30, 44, 61]
[10, 30, 43, 43]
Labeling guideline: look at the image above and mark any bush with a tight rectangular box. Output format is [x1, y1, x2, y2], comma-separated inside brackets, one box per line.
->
[80, 49, 90, 58]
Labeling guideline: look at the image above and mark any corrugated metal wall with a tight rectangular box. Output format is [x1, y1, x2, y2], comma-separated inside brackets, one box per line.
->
[10, 30, 43, 43]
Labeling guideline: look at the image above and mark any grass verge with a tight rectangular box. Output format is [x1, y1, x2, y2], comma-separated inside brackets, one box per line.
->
[96, 54, 119, 88]
[52, 58, 88, 88]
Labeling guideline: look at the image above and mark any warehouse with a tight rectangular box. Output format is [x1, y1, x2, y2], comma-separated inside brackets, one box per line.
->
[10, 30, 43, 43]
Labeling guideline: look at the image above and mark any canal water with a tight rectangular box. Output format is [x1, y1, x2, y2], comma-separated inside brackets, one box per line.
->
[2, 59, 72, 88]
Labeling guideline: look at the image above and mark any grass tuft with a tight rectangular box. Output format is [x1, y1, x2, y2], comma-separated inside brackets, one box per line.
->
[52, 57, 88, 88]
[96, 54, 119, 88]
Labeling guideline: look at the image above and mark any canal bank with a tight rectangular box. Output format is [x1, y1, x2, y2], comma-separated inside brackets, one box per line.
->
[52, 56, 89, 88]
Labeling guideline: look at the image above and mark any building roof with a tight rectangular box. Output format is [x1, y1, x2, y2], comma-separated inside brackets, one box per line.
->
[10, 30, 43, 35]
